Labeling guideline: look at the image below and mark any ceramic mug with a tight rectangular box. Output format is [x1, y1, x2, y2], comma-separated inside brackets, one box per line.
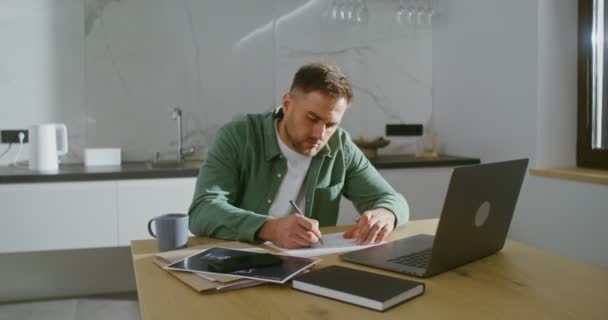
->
[147, 213, 188, 252]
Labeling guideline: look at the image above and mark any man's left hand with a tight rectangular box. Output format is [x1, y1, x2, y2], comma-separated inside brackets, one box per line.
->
[343, 208, 396, 245]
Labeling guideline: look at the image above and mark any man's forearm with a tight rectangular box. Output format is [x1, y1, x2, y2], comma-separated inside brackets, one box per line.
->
[188, 197, 268, 242]
[371, 193, 409, 226]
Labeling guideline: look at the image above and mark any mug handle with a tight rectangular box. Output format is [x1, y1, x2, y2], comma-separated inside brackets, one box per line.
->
[147, 218, 157, 238]
[56, 124, 69, 156]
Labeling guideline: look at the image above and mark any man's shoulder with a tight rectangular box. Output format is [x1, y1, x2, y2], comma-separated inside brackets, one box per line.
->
[329, 127, 355, 149]
[333, 127, 351, 140]
[325, 127, 360, 163]
[220, 111, 272, 134]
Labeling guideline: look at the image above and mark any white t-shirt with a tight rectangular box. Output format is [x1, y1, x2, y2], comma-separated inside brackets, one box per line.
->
[267, 121, 312, 218]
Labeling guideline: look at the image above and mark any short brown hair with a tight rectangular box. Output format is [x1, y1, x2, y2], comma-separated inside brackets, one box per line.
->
[290, 63, 353, 103]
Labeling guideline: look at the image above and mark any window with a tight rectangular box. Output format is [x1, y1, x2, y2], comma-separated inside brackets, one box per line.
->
[579, 0, 608, 169]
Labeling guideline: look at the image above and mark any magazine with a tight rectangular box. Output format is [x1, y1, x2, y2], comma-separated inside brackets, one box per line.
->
[163, 247, 320, 284]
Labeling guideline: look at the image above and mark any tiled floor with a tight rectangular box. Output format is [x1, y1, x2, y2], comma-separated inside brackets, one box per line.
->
[0, 293, 140, 320]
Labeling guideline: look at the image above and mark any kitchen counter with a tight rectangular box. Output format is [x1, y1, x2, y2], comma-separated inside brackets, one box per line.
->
[370, 154, 480, 169]
[0, 162, 199, 184]
[0, 154, 480, 184]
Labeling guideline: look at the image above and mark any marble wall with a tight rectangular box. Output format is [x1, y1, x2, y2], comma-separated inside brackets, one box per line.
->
[0, 0, 85, 165]
[1, 0, 433, 164]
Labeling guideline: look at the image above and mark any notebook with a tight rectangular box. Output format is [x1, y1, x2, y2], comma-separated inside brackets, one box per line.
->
[291, 265, 424, 311]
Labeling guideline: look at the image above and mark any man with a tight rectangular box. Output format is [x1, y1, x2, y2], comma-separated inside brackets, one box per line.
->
[188, 62, 409, 248]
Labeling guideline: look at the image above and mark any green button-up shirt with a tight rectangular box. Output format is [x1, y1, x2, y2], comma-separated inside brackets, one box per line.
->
[188, 108, 409, 242]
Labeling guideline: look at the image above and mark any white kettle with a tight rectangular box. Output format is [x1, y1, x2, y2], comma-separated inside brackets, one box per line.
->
[29, 123, 68, 171]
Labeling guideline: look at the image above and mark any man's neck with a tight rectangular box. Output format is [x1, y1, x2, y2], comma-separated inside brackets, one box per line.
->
[276, 118, 296, 153]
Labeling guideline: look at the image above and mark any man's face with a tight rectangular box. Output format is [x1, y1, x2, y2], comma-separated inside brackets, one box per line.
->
[279, 90, 348, 157]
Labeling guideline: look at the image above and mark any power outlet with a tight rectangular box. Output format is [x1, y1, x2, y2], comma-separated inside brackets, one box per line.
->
[1, 130, 29, 144]
[385, 124, 423, 136]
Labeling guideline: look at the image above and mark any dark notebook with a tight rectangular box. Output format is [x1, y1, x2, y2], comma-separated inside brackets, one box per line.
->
[291, 265, 424, 311]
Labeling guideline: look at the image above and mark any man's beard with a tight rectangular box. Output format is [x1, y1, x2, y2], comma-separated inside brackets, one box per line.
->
[283, 121, 320, 156]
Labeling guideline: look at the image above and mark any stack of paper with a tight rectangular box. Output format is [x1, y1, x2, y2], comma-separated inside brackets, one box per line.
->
[155, 242, 320, 293]
[163, 247, 320, 284]
[153, 242, 266, 293]
[266, 232, 385, 257]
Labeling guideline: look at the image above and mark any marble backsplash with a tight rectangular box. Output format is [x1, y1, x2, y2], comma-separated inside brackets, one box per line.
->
[0, 0, 433, 164]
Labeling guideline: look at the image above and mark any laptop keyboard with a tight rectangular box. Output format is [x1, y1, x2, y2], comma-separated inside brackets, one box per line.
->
[387, 248, 432, 268]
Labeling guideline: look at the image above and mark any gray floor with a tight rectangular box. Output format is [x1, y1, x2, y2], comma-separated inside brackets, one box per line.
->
[0, 293, 140, 320]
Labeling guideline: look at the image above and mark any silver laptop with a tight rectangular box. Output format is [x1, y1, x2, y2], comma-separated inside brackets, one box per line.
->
[339, 159, 529, 278]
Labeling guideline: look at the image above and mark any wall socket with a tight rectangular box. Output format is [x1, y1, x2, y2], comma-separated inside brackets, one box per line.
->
[1, 130, 29, 144]
[385, 124, 423, 136]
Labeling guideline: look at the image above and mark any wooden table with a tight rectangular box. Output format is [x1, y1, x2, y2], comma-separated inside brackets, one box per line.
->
[131, 219, 608, 320]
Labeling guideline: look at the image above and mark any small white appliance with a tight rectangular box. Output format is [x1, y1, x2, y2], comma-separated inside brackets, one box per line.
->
[84, 148, 121, 167]
[28, 123, 68, 171]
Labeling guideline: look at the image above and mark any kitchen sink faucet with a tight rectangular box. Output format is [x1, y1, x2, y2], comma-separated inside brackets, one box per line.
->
[169, 107, 198, 161]
[170, 107, 185, 161]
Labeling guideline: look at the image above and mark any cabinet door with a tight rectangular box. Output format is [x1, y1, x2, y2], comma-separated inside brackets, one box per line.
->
[117, 178, 196, 246]
[0, 181, 118, 253]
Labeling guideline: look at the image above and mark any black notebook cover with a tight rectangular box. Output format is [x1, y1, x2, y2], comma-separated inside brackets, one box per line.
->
[292, 265, 424, 311]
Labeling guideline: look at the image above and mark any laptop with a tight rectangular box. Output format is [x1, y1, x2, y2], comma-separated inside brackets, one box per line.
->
[339, 159, 529, 278]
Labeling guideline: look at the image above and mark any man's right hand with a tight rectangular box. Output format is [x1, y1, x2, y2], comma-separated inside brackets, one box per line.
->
[256, 214, 322, 248]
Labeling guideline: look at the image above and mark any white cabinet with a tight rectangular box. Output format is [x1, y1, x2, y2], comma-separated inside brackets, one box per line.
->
[0, 166, 451, 252]
[0, 177, 197, 253]
[116, 178, 196, 246]
[0, 181, 118, 253]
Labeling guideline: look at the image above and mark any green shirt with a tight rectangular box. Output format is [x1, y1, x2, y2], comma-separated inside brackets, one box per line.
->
[188, 108, 409, 242]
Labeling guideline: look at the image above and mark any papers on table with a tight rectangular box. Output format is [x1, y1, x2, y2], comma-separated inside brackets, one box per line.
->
[266, 232, 385, 257]
[153, 243, 269, 293]
[164, 247, 320, 284]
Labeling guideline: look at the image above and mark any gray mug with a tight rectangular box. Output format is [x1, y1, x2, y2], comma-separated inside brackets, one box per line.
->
[147, 213, 189, 252]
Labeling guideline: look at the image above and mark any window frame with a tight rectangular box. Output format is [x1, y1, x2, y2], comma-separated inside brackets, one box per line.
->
[578, 0, 608, 169]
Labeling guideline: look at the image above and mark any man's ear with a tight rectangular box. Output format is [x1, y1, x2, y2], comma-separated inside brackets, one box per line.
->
[282, 92, 291, 112]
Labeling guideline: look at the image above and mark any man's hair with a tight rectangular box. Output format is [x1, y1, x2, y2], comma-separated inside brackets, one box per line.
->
[290, 62, 353, 103]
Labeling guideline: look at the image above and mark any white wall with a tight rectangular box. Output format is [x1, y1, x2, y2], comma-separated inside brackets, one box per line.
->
[0, 0, 85, 165]
[535, 0, 577, 168]
[1, 0, 435, 165]
[433, 0, 608, 267]
[433, 0, 538, 162]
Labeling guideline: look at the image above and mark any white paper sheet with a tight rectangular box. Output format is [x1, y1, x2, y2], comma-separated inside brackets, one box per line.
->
[265, 232, 385, 257]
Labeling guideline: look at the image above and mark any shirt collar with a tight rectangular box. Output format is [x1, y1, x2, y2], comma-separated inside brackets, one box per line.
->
[263, 107, 333, 161]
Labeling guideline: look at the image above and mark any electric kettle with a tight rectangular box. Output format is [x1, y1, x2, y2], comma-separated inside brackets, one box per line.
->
[29, 123, 68, 171]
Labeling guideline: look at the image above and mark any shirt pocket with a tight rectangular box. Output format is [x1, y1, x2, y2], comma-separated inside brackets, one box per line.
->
[312, 182, 344, 227]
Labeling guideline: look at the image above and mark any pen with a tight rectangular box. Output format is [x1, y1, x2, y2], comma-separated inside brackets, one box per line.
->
[289, 200, 324, 245]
